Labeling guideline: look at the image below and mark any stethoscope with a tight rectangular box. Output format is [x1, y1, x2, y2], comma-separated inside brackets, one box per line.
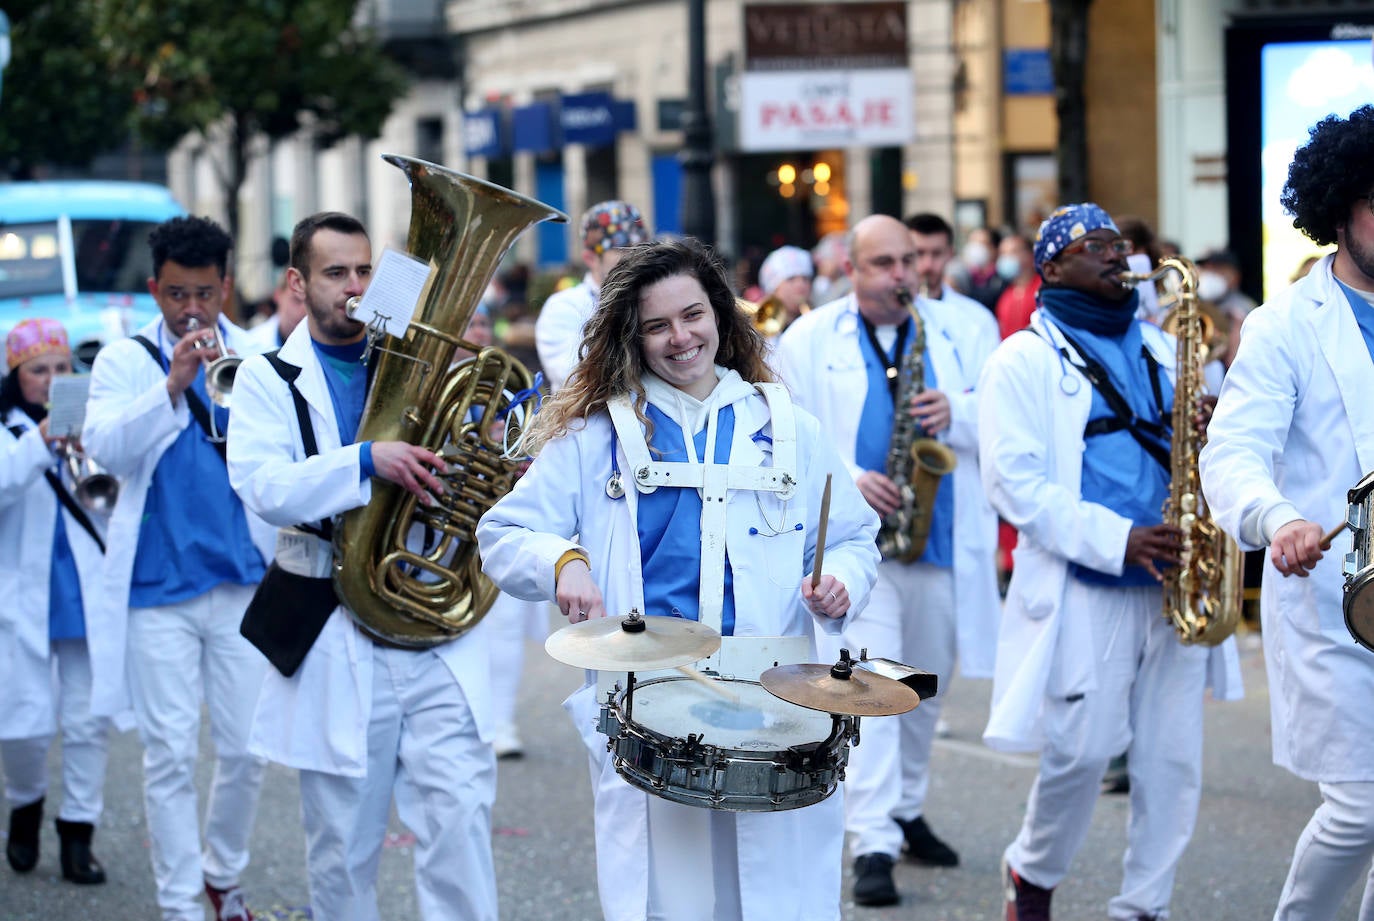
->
[1037, 316, 1084, 397]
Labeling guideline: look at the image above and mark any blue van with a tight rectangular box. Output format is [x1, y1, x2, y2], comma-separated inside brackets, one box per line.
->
[0, 180, 186, 367]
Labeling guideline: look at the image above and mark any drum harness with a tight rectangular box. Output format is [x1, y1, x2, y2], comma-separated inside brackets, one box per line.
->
[604, 383, 800, 667]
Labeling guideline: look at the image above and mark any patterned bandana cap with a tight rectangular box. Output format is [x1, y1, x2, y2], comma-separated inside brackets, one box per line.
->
[6, 317, 69, 369]
[1033, 203, 1119, 275]
[758, 246, 814, 295]
[581, 200, 650, 255]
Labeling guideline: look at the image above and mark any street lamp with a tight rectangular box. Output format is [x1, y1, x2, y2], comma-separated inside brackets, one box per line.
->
[680, 0, 716, 246]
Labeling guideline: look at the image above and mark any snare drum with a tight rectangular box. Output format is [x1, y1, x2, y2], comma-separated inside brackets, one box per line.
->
[1342, 470, 1374, 650]
[598, 674, 856, 812]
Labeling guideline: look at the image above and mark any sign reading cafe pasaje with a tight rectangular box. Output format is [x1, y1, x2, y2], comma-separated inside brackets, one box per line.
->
[739, 2, 911, 152]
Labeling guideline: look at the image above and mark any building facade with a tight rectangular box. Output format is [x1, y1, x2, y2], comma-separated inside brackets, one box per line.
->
[164, 0, 1374, 304]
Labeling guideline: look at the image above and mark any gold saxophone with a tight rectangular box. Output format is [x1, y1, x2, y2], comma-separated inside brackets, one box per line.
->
[333, 155, 567, 648]
[876, 285, 958, 562]
[1121, 257, 1242, 645]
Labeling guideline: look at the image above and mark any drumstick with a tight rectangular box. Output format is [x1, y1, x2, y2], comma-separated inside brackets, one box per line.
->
[1321, 520, 1350, 551]
[675, 665, 741, 704]
[811, 474, 833, 591]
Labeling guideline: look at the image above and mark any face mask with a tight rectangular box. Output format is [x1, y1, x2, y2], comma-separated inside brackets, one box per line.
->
[962, 241, 991, 270]
[1197, 270, 1229, 302]
[996, 254, 1022, 281]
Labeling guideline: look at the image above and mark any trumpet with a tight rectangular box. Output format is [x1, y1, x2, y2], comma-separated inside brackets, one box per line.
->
[185, 317, 239, 408]
[62, 443, 118, 514]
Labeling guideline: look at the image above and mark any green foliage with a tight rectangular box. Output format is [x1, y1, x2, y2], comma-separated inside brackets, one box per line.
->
[0, 0, 139, 177]
[90, 0, 410, 151]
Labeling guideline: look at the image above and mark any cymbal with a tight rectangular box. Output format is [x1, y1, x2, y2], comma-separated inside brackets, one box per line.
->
[545, 610, 721, 671]
[761, 662, 921, 717]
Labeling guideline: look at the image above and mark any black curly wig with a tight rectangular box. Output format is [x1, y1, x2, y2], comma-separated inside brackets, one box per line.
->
[147, 215, 233, 280]
[1280, 104, 1374, 247]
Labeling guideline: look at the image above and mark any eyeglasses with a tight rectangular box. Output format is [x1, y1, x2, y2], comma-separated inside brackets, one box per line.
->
[1059, 237, 1133, 259]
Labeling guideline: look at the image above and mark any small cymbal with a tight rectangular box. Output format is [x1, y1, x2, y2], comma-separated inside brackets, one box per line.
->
[761, 662, 921, 717]
[545, 610, 722, 671]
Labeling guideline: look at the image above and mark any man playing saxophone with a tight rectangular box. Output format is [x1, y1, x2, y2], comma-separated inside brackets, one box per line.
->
[775, 213, 1000, 907]
[979, 203, 1242, 921]
[226, 212, 499, 921]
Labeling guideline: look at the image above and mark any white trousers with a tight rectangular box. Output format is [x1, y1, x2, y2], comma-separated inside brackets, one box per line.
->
[1, 639, 111, 823]
[645, 795, 743, 921]
[1004, 581, 1208, 921]
[821, 560, 957, 858]
[1274, 781, 1374, 921]
[486, 593, 546, 737]
[127, 583, 267, 921]
[298, 643, 497, 921]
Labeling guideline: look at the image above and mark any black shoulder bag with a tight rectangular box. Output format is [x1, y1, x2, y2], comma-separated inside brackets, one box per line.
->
[237, 350, 341, 677]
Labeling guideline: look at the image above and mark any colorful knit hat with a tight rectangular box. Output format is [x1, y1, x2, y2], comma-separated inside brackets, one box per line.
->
[759, 246, 814, 295]
[580, 200, 650, 256]
[1033, 203, 1119, 275]
[6, 318, 69, 369]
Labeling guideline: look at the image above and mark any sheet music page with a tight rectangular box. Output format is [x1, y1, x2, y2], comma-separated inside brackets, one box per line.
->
[349, 247, 433, 337]
[47, 375, 90, 438]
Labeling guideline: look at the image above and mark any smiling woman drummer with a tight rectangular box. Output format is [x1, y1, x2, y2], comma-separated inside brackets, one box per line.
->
[477, 237, 880, 921]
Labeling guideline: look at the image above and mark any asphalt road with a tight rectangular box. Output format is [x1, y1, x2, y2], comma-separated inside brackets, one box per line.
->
[0, 621, 1349, 921]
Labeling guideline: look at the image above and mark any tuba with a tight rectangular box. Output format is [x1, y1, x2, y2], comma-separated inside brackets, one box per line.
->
[1120, 258, 1243, 645]
[876, 285, 958, 562]
[332, 155, 567, 647]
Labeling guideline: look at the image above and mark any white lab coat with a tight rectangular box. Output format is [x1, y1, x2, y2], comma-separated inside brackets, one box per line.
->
[774, 289, 1002, 677]
[1200, 254, 1373, 782]
[82, 316, 271, 719]
[979, 312, 1242, 753]
[225, 323, 493, 777]
[533, 275, 596, 391]
[477, 381, 880, 921]
[0, 410, 111, 739]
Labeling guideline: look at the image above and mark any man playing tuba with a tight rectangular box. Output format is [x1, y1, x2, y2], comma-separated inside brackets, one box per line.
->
[226, 212, 499, 921]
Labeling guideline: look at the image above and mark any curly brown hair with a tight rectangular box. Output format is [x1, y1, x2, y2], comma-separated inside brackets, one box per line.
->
[1281, 104, 1374, 247]
[525, 237, 774, 453]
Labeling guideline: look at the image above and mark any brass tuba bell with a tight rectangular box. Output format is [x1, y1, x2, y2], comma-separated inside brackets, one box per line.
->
[332, 155, 567, 648]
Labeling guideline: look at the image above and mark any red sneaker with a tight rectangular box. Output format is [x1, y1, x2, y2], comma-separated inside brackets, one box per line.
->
[205, 881, 254, 921]
[1003, 858, 1052, 921]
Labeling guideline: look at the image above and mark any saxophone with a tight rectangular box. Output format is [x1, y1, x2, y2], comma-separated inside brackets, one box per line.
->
[876, 285, 959, 562]
[332, 155, 567, 648]
[1120, 257, 1243, 645]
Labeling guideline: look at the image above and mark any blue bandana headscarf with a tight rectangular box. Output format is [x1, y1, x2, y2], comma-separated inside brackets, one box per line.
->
[1033, 203, 1119, 277]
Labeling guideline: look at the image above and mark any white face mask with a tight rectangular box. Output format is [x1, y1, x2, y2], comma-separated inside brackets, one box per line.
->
[995, 254, 1022, 281]
[962, 241, 991, 270]
[1197, 270, 1230, 302]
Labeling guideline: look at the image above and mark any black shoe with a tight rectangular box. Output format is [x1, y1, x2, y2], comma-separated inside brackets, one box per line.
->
[55, 818, 106, 885]
[1002, 858, 1053, 921]
[1101, 754, 1130, 795]
[5, 797, 43, 873]
[897, 815, 960, 867]
[853, 852, 899, 906]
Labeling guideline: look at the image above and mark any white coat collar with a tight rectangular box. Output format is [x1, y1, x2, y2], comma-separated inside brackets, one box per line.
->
[1303, 254, 1374, 474]
[274, 323, 340, 424]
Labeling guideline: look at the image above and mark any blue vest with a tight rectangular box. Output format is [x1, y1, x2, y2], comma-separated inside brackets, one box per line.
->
[49, 503, 86, 640]
[129, 329, 265, 607]
[854, 318, 954, 568]
[1339, 279, 1374, 363]
[1064, 321, 1173, 587]
[637, 404, 738, 636]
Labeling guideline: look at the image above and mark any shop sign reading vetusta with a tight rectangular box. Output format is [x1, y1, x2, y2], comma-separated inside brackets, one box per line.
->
[739, 2, 911, 152]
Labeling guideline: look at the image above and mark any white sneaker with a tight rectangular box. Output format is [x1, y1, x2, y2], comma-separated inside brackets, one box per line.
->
[493, 726, 524, 759]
